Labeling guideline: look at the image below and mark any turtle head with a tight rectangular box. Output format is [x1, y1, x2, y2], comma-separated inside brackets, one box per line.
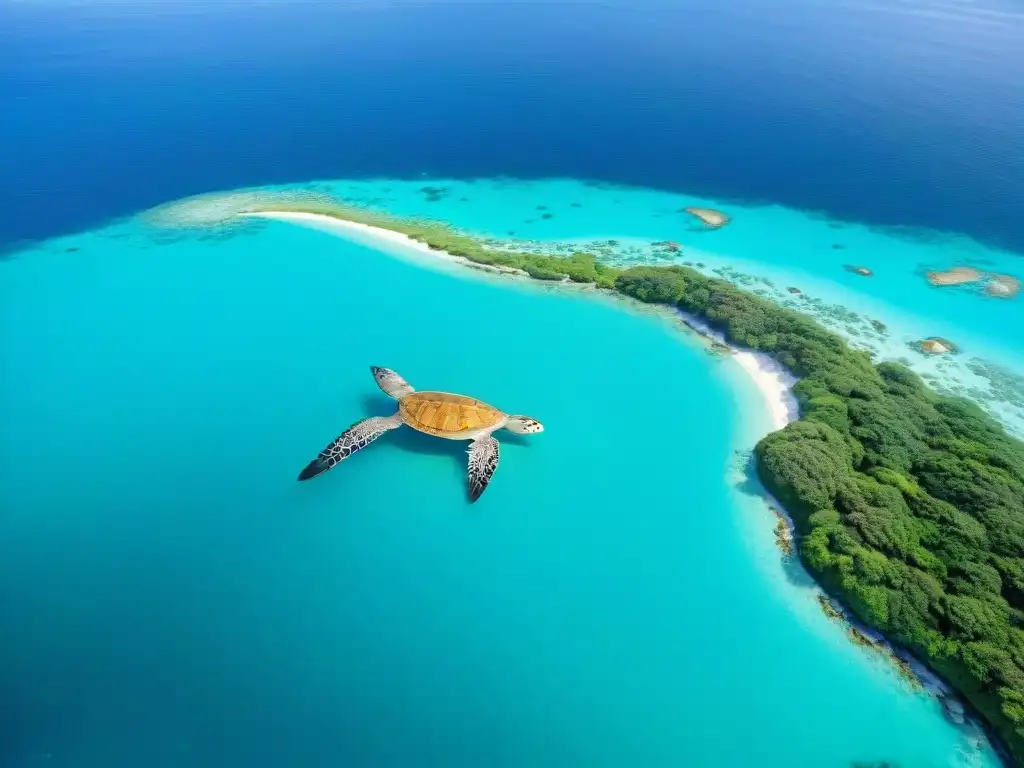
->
[370, 366, 415, 399]
[506, 415, 544, 434]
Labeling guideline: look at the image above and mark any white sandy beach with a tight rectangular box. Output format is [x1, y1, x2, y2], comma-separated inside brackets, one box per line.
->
[237, 210, 530, 279]
[238, 209, 800, 433]
[677, 311, 800, 431]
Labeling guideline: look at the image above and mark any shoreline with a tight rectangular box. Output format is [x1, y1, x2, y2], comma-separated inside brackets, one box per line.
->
[240, 210, 801, 435]
[237, 210, 533, 280]
[675, 310, 800, 431]
[232, 207, 1002, 762]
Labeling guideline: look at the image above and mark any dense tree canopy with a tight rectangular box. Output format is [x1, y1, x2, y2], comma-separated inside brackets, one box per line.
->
[614, 265, 1024, 763]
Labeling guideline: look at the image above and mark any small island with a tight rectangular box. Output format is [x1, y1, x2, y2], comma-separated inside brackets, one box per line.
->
[916, 336, 958, 355]
[926, 265, 1020, 299]
[682, 206, 731, 229]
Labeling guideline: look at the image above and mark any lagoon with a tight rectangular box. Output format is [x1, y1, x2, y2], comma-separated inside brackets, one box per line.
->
[0, 199, 998, 766]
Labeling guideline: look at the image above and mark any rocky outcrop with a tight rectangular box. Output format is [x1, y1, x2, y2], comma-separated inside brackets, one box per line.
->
[916, 337, 957, 355]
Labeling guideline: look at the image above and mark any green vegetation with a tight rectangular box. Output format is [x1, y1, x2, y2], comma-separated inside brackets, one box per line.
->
[245, 200, 620, 287]
[253, 201, 1024, 762]
[614, 265, 1024, 764]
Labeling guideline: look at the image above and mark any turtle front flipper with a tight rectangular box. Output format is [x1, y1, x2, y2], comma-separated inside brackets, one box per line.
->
[467, 435, 500, 502]
[297, 413, 403, 481]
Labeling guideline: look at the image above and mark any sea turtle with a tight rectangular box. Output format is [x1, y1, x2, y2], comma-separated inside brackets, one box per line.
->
[297, 366, 544, 502]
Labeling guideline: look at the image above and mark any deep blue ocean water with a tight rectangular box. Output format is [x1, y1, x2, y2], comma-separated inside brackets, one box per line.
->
[2, 0, 1023, 252]
[3, 1, 1024, 766]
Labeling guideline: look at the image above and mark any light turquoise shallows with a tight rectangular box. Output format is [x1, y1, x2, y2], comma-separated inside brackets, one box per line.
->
[0, 191, 998, 766]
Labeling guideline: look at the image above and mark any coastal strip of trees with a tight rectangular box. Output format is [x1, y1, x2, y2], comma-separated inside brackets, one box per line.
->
[615, 265, 1024, 765]
[257, 203, 1024, 763]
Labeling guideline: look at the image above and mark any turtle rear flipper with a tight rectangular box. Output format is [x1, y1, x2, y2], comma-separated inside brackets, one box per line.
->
[297, 413, 403, 481]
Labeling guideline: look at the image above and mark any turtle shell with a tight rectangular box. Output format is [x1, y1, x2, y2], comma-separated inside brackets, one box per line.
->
[400, 391, 504, 437]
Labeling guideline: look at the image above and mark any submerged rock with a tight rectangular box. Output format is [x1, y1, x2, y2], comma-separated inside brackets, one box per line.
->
[706, 340, 733, 357]
[916, 337, 957, 355]
[843, 264, 874, 277]
[817, 595, 847, 623]
[939, 695, 966, 726]
[848, 626, 876, 648]
[985, 273, 1021, 298]
[419, 186, 448, 202]
[770, 506, 794, 557]
[885, 650, 925, 690]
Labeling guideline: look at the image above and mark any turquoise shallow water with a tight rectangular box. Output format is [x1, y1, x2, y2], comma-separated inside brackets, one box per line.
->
[0, 182, 1007, 766]
[262, 177, 1024, 433]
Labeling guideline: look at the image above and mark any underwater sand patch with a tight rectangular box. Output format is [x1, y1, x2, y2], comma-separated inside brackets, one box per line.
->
[843, 264, 874, 277]
[681, 207, 731, 229]
[986, 273, 1021, 298]
[926, 266, 983, 286]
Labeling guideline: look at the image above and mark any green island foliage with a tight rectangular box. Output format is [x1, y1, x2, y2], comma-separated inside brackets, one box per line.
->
[259, 203, 1024, 762]
[616, 266, 1024, 764]
[245, 199, 621, 287]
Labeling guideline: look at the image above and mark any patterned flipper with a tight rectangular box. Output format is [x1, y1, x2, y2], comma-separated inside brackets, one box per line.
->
[297, 414, 401, 481]
[467, 436, 500, 502]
